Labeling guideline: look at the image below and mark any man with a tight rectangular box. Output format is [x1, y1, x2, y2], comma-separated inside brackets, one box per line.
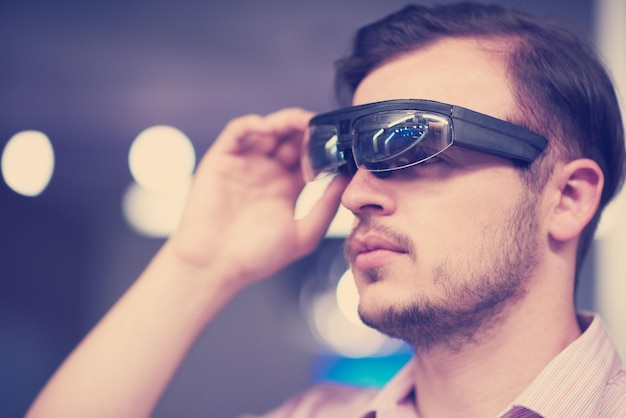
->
[27, 3, 625, 418]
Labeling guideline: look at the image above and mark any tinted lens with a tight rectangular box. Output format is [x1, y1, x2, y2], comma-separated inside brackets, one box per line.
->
[353, 111, 452, 171]
[304, 123, 345, 180]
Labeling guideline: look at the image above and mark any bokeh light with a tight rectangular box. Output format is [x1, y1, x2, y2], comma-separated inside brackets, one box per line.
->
[1, 130, 55, 197]
[336, 269, 363, 326]
[310, 289, 388, 358]
[295, 175, 354, 237]
[128, 125, 195, 191]
[122, 178, 191, 238]
[124, 125, 195, 237]
[306, 269, 403, 358]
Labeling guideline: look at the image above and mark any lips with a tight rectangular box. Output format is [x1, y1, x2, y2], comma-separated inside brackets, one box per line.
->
[347, 234, 409, 270]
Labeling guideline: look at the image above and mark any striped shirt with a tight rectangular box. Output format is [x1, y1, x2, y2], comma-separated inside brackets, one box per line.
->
[251, 312, 626, 417]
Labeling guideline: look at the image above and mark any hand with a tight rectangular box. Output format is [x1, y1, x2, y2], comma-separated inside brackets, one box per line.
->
[25, 107, 350, 418]
[169, 107, 349, 288]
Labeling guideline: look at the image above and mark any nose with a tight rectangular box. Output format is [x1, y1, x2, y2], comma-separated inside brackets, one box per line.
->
[341, 168, 397, 216]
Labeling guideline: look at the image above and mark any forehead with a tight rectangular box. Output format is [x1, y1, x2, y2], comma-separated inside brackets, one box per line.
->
[352, 37, 518, 122]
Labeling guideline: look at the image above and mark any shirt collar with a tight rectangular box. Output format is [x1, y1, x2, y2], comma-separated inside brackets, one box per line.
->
[360, 357, 419, 418]
[500, 312, 623, 417]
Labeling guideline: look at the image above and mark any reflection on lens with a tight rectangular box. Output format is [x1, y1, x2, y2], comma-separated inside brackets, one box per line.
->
[367, 125, 428, 162]
[305, 124, 345, 180]
[324, 134, 340, 164]
[354, 111, 451, 171]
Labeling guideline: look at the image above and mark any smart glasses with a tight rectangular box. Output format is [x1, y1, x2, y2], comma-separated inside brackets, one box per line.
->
[304, 99, 548, 178]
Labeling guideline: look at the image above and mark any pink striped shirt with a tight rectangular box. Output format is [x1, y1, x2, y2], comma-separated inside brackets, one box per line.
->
[249, 312, 626, 417]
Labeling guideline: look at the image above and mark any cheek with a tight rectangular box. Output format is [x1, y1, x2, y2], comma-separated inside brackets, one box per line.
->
[401, 171, 523, 257]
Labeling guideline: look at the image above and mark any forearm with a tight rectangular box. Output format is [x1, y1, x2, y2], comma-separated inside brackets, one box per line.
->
[26, 241, 241, 418]
[25, 107, 345, 418]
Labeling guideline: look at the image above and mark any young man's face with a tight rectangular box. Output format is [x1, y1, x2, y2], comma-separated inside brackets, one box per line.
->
[342, 37, 546, 351]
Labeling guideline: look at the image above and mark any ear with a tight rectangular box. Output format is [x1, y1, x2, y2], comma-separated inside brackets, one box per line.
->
[548, 158, 604, 242]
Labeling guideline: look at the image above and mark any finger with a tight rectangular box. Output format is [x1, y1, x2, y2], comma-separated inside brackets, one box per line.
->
[294, 175, 351, 257]
[210, 114, 273, 154]
[272, 133, 303, 169]
[265, 108, 315, 170]
[264, 107, 315, 139]
[211, 108, 314, 157]
[254, 107, 315, 157]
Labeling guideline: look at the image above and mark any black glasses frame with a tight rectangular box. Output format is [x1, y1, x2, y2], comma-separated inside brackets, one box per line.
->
[307, 99, 548, 174]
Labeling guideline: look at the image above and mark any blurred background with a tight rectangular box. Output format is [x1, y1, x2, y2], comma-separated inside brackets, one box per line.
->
[1, 0, 624, 417]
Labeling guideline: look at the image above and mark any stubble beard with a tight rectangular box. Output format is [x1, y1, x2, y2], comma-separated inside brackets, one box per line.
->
[349, 191, 541, 354]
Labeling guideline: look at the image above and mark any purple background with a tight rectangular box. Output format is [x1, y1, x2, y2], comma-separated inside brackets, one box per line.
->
[0, 1, 595, 416]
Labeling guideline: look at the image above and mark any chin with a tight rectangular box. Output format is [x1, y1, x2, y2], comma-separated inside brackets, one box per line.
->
[357, 283, 402, 317]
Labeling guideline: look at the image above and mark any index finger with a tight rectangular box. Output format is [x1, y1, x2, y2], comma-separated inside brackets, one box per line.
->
[210, 107, 314, 155]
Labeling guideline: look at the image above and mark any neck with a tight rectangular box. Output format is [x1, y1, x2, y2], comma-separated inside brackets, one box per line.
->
[410, 279, 581, 418]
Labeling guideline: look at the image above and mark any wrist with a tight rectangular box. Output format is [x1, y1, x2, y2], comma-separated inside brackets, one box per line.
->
[151, 239, 246, 314]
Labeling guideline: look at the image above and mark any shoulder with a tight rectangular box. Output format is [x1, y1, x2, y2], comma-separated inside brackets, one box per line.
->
[243, 383, 378, 418]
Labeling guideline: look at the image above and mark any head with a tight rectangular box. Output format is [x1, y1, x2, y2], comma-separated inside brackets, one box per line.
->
[336, 2, 625, 287]
[330, 3, 625, 351]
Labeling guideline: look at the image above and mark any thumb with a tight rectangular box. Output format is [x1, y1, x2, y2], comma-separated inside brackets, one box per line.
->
[294, 175, 351, 257]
